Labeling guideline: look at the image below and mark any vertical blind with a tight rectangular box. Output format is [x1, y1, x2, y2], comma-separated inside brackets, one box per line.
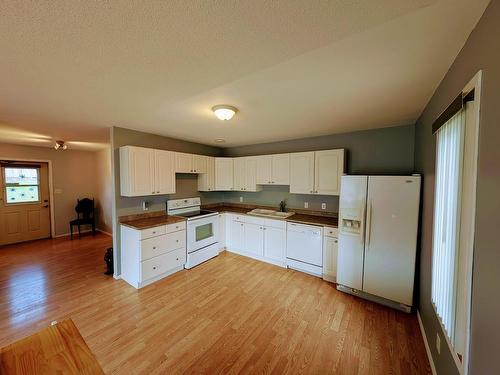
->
[431, 109, 465, 343]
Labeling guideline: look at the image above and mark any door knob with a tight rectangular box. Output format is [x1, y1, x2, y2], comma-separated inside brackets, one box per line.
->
[43, 205, 49, 208]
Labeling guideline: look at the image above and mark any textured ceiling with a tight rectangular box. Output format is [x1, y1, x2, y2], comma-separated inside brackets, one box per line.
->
[0, 0, 490, 149]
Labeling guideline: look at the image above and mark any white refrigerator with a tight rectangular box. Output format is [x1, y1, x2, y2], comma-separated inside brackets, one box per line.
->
[337, 175, 420, 312]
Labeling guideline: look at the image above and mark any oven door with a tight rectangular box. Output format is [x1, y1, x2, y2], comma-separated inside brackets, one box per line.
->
[187, 215, 219, 253]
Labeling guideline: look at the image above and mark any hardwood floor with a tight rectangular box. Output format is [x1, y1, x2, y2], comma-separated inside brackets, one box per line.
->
[0, 234, 431, 374]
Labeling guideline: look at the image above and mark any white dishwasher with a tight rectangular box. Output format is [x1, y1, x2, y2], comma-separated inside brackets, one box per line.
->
[286, 222, 323, 277]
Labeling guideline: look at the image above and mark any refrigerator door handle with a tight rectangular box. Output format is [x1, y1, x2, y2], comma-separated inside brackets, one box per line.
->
[366, 200, 372, 248]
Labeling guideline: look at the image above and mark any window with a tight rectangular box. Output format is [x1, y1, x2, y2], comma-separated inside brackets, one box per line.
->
[3, 167, 40, 204]
[431, 73, 480, 374]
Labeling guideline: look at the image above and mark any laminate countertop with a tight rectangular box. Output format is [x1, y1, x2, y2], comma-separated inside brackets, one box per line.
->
[120, 213, 185, 230]
[205, 205, 338, 228]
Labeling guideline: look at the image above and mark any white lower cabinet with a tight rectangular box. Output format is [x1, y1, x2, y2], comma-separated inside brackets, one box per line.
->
[322, 226, 338, 283]
[263, 226, 286, 264]
[226, 214, 286, 267]
[121, 222, 187, 289]
[244, 223, 264, 257]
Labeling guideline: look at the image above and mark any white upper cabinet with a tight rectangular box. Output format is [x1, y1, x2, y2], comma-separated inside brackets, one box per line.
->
[290, 149, 344, 195]
[290, 152, 315, 194]
[271, 154, 290, 185]
[233, 158, 246, 191]
[154, 150, 176, 195]
[175, 153, 208, 173]
[256, 154, 290, 185]
[198, 156, 215, 191]
[175, 152, 193, 173]
[234, 157, 261, 192]
[120, 146, 175, 197]
[215, 157, 234, 190]
[256, 155, 272, 184]
[193, 154, 208, 174]
[314, 149, 344, 195]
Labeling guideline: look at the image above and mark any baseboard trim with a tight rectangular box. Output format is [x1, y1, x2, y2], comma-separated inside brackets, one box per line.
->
[417, 310, 437, 375]
[54, 228, 112, 238]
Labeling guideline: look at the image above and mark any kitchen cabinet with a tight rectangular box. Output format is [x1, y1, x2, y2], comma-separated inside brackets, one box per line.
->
[244, 222, 264, 257]
[323, 227, 338, 283]
[215, 158, 234, 191]
[120, 222, 187, 289]
[154, 150, 176, 195]
[289, 152, 315, 194]
[314, 149, 344, 195]
[120, 146, 175, 197]
[229, 216, 245, 253]
[256, 154, 290, 185]
[175, 153, 208, 173]
[198, 156, 215, 191]
[218, 213, 226, 251]
[233, 157, 262, 192]
[193, 155, 208, 173]
[263, 225, 286, 265]
[290, 149, 344, 195]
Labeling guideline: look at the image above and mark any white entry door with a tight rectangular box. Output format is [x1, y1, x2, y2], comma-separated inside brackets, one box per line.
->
[0, 162, 51, 245]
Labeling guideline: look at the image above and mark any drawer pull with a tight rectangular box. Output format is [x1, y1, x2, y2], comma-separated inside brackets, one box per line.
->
[153, 246, 156, 250]
[153, 266, 157, 270]
[176, 240, 179, 243]
[176, 257, 179, 261]
[152, 231, 156, 234]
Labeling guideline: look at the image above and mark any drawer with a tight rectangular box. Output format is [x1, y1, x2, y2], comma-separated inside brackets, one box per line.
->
[141, 248, 186, 281]
[140, 225, 166, 240]
[167, 221, 186, 233]
[244, 215, 262, 225]
[324, 226, 338, 238]
[141, 231, 186, 261]
[264, 218, 286, 230]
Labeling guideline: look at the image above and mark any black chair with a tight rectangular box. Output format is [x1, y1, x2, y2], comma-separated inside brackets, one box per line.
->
[70, 198, 96, 239]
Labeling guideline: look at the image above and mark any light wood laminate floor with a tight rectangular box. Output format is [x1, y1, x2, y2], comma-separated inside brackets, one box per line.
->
[0, 233, 431, 374]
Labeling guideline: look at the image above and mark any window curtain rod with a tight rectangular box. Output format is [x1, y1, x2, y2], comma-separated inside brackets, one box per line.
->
[432, 89, 475, 134]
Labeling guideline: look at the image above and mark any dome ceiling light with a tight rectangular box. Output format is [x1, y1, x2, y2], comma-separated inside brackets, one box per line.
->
[212, 105, 237, 121]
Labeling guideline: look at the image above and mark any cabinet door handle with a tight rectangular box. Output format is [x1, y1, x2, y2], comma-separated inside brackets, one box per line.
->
[310, 190, 313, 193]
[176, 240, 179, 243]
[153, 246, 156, 250]
[176, 257, 179, 261]
[152, 231, 156, 234]
[153, 266, 157, 270]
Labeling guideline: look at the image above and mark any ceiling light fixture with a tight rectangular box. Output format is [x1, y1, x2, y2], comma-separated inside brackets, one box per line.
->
[54, 140, 68, 150]
[214, 139, 226, 143]
[212, 105, 237, 121]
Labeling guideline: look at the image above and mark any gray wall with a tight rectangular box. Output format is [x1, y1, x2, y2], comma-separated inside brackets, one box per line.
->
[111, 126, 224, 274]
[223, 125, 415, 212]
[414, 1, 500, 374]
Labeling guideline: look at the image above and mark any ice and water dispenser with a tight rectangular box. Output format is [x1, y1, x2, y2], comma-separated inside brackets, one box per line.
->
[340, 208, 363, 235]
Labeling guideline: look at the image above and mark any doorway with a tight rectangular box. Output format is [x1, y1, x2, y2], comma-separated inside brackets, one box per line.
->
[0, 161, 51, 245]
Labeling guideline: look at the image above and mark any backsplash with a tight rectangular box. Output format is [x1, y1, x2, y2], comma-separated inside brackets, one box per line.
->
[222, 185, 339, 213]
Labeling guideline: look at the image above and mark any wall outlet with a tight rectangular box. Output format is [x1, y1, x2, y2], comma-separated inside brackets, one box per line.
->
[436, 333, 441, 355]
[239, 196, 243, 202]
[304, 202, 309, 209]
[142, 201, 150, 211]
[321, 203, 327, 210]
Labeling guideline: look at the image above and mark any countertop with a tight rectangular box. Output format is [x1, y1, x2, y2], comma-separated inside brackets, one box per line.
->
[120, 213, 185, 230]
[204, 204, 338, 228]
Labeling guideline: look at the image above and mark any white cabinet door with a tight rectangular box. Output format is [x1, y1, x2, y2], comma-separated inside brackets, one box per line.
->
[175, 152, 194, 173]
[323, 236, 338, 282]
[244, 223, 264, 257]
[215, 158, 234, 190]
[314, 149, 344, 195]
[233, 158, 246, 191]
[290, 152, 315, 194]
[271, 154, 290, 185]
[154, 150, 176, 194]
[256, 155, 272, 184]
[198, 156, 215, 191]
[264, 226, 285, 264]
[244, 157, 261, 192]
[120, 146, 155, 196]
[218, 213, 226, 251]
[229, 219, 245, 253]
[193, 155, 208, 173]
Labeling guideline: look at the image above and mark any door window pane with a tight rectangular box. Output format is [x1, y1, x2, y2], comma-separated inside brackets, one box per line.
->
[3, 167, 40, 204]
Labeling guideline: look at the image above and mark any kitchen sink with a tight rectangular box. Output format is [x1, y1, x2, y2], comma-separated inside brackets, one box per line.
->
[247, 208, 295, 219]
